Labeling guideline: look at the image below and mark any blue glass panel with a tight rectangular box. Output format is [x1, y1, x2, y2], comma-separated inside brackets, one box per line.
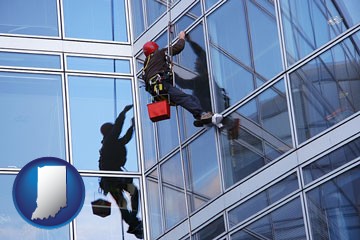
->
[174, 3, 202, 36]
[281, 0, 360, 65]
[0, 175, 69, 240]
[221, 80, 292, 187]
[307, 166, 360, 240]
[0, 0, 58, 36]
[131, 0, 145, 39]
[138, 79, 157, 170]
[231, 198, 306, 240]
[0, 72, 65, 168]
[68, 76, 136, 171]
[63, 0, 127, 41]
[290, 31, 360, 143]
[0, 52, 60, 69]
[76, 177, 143, 240]
[229, 173, 298, 227]
[247, 0, 282, 79]
[67, 56, 130, 73]
[183, 128, 220, 212]
[303, 137, 360, 184]
[146, 0, 166, 27]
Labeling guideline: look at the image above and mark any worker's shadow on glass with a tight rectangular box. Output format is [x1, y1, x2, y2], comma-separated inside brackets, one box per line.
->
[174, 34, 212, 113]
[175, 34, 231, 112]
[92, 104, 143, 239]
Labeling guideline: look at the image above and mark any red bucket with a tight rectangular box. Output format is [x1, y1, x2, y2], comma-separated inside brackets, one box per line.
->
[147, 99, 170, 122]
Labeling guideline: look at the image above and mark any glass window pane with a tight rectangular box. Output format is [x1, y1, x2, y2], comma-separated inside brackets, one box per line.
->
[303, 137, 360, 184]
[307, 166, 360, 240]
[76, 176, 142, 240]
[221, 80, 293, 187]
[207, 0, 251, 68]
[290, 31, 360, 143]
[161, 153, 187, 230]
[0, 0, 58, 36]
[281, 0, 360, 65]
[0, 52, 61, 69]
[0, 175, 69, 240]
[0, 72, 65, 168]
[193, 216, 225, 240]
[231, 198, 306, 240]
[146, 0, 166, 27]
[68, 76, 137, 171]
[247, 0, 282, 79]
[67, 56, 131, 74]
[63, 0, 127, 41]
[138, 79, 157, 170]
[183, 128, 221, 212]
[157, 107, 179, 159]
[175, 24, 211, 112]
[130, 0, 145, 39]
[229, 173, 298, 227]
[146, 176, 163, 239]
[174, 3, 202, 36]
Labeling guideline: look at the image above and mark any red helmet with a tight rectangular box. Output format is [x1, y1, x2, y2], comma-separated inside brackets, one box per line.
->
[143, 41, 159, 57]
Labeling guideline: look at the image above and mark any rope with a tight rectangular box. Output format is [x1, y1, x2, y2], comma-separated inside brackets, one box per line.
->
[167, 0, 175, 87]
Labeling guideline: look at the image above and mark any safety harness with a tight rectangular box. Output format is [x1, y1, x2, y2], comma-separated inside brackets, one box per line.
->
[143, 53, 174, 103]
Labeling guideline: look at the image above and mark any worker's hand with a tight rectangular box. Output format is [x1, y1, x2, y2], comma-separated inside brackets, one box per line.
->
[179, 31, 185, 40]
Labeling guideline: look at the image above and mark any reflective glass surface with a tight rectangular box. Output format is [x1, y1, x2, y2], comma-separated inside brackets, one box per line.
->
[0, 0, 58, 36]
[67, 56, 131, 74]
[0, 52, 61, 69]
[221, 80, 292, 187]
[157, 107, 180, 159]
[303, 137, 360, 184]
[63, 0, 127, 41]
[131, 0, 145, 39]
[68, 76, 137, 171]
[290, 31, 360, 144]
[145, 0, 166, 28]
[307, 166, 360, 240]
[229, 173, 298, 228]
[231, 198, 306, 240]
[76, 176, 142, 240]
[161, 153, 187, 230]
[138, 79, 157, 170]
[0, 72, 65, 168]
[281, 0, 360, 65]
[0, 175, 69, 239]
[174, 3, 202, 36]
[207, 0, 282, 112]
[173, 24, 213, 140]
[192, 216, 225, 240]
[146, 170, 162, 239]
[183, 128, 220, 212]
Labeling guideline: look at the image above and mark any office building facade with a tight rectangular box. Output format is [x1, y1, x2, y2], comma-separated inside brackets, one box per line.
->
[0, 0, 359, 239]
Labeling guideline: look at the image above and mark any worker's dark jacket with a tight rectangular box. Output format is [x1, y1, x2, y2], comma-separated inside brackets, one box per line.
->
[143, 38, 185, 85]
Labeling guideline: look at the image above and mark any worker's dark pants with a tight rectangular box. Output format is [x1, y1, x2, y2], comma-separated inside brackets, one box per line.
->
[162, 81, 203, 119]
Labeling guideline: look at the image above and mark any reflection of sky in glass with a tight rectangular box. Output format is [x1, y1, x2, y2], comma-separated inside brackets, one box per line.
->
[0, 52, 61, 69]
[0, 72, 65, 168]
[67, 56, 130, 74]
[0, 0, 58, 36]
[0, 175, 69, 240]
[63, 0, 127, 41]
[76, 176, 141, 240]
[68, 76, 137, 172]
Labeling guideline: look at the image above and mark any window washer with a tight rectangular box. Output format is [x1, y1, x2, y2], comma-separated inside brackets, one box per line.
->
[142, 30, 213, 127]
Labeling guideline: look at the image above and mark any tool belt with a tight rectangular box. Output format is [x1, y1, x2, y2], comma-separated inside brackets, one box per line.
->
[146, 71, 173, 102]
